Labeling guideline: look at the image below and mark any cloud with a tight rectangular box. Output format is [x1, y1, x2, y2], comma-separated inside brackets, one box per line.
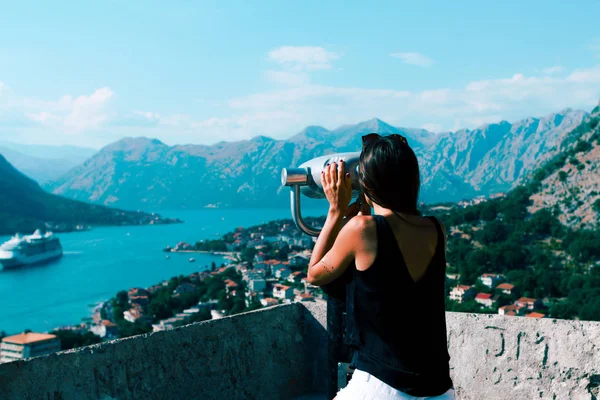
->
[268, 46, 340, 71]
[542, 66, 564, 75]
[264, 70, 310, 86]
[390, 52, 433, 67]
[224, 66, 600, 139]
[23, 87, 114, 132]
[566, 66, 600, 83]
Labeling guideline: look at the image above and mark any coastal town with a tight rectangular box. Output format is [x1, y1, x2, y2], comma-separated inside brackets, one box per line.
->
[0, 213, 550, 363]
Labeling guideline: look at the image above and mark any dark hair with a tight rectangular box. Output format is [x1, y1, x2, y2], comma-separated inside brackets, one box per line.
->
[358, 133, 420, 215]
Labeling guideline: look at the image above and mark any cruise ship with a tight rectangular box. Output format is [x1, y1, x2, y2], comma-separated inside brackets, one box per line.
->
[0, 230, 63, 270]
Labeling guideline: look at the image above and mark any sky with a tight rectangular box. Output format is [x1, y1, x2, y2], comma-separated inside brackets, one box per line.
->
[0, 0, 599, 148]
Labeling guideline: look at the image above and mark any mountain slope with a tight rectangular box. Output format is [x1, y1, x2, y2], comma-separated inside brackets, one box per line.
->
[528, 105, 600, 228]
[47, 109, 588, 209]
[0, 155, 178, 235]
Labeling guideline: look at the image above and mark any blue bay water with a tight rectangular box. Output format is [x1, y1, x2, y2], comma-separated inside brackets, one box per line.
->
[0, 208, 325, 334]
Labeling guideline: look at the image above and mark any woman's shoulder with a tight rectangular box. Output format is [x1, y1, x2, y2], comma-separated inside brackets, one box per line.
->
[343, 215, 377, 237]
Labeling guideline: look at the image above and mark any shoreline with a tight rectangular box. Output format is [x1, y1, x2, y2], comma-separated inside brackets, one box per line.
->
[169, 250, 238, 256]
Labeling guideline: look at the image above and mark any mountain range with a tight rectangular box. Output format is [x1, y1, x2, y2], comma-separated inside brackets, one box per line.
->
[44, 108, 588, 210]
[0, 142, 96, 183]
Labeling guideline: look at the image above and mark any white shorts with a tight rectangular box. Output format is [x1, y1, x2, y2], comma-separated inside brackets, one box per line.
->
[335, 369, 455, 400]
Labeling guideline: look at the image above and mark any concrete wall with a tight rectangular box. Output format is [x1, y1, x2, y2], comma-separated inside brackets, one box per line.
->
[0, 303, 329, 400]
[0, 303, 599, 400]
[447, 313, 600, 400]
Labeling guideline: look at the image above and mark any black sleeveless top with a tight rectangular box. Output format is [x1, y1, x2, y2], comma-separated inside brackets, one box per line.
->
[344, 214, 453, 396]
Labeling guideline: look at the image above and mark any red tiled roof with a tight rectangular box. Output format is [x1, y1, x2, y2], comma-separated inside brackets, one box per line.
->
[101, 320, 116, 327]
[457, 285, 472, 291]
[500, 305, 523, 312]
[224, 279, 239, 288]
[476, 293, 492, 300]
[517, 297, 537, 304]
[505, 311, 516, 316]
[525, 312, 545, 318]
[496, 283, 515, 290]
[2, 333, 57, 345]
[264, 260, 281, 265]
[274, 284, 291, 290]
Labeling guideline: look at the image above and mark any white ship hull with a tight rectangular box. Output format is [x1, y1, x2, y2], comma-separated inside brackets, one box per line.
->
[0, 248, 63, 270]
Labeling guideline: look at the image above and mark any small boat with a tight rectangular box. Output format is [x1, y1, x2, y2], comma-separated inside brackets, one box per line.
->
[189, 258, 196, 263]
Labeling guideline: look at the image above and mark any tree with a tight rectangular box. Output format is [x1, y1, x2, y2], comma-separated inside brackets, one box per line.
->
[574, 140, 592, 154]
[558, 171, 568, 183]
[593, 199, 600, 213]
[50, 330, 102, 350]
[116, 291, 128, 308]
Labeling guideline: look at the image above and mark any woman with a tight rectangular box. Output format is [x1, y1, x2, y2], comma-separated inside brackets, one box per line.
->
[306, 133, 455, 399]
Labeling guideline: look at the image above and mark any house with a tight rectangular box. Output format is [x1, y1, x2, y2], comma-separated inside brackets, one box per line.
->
[128, 287, 150, 300]
[197, 300, 218, 311]
[496, 283, 516, 296]
[260, 297, 280, 307]
[211, 310, 225, 320]
[189, 272, 210, 282]
[287, 271, 305, 283]
[277, 234, 292, 243]
[498, 304, 524, 316]
[174, 241, 193, 251]
[449, 285, 476, 303]
[0, 333, 61, 364]
[253, 263, 268, 273]
[296, 293, 315, 302]
[289, 254, 310, 266]
[173, 283, 197, 296]
[515, 297, 542, 310]
[90, 320, 119, 339]
[474, 293, 496, 308]
[275, 267, 291, 280]
[147, 285, 163, 294]
[152, 316, 186, 332]
[293, 237, 314, 248]
[525, 312, 546, 319]
[248, 276, 266, 292]
[224, 279, 239, 294]
[445, 273, 461, 282]
[479, 273, 504, 288]
[273, 284, 294, 300]
[129, 295, 150, 307]
[183, 307, 200, 315]
[123, 306, 150, 324]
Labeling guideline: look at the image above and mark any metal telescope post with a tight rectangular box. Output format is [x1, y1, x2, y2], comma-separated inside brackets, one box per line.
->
[281, 167, 351, 398]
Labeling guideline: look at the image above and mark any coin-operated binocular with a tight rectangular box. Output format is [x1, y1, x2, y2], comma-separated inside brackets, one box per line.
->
[281, 152, 361, 236]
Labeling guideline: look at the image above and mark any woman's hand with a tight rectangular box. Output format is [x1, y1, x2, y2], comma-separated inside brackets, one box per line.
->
[322, 161, 352, 215]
